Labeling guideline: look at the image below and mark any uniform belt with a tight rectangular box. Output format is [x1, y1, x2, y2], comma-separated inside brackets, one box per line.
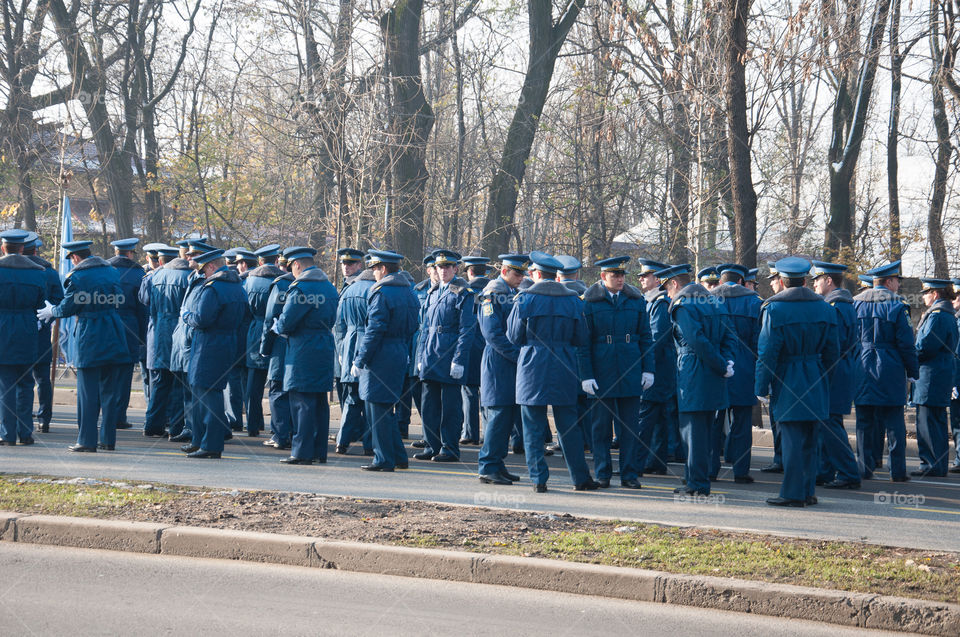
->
[595, 334, 639, 344]
[428, 326, 457, 334]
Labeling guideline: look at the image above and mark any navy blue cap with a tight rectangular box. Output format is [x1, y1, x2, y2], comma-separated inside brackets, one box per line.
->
[498, 253, 529, 271]
[187, 240, 215, 254]
[193, 249, 225, 266]
[767, 261, 780, 279]
[528, 251, 563, 274]
[810, 260, 848, 277]
[774, 257, 811, 278]
[337, 248, 365, 262]
[423, 253, 436, 266]
[142, 242, 166, 255]
[637, 259, 668, 275]
[111, 238, 139, 251]
[595, 256, 631, 273]
[234, 249, 257, 263]
[697, 266, 719, 282]
[254, 244, 281, 258]
[222, 248, 238, 259]
[717, 263, 748, 279]
[157, 246, 179, 258]
[433, 250, 461, 266]
[952, 278, 960, 288]
[745, 268, 758, 282]
[367, 250, 404, 266]
[858, 275, 874, 288]
[554, 255, 582, 275]
[23, 231, 39, 245]
[1, 229, 29, 244]
[866, 261, 901, 279]
[656, 263, 693, 290]
[283, 246, 317, 261]
[62, 240, 93, 255]
[462, 256, 491, 268]
[920, 278, 952, 292]
[175, 235, 207, 248]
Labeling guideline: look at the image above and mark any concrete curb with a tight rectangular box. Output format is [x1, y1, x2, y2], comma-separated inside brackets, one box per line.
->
[0, 512, 956, 634]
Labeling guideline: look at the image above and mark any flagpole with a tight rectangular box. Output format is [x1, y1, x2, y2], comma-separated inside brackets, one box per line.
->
[49, 170, 69, 387]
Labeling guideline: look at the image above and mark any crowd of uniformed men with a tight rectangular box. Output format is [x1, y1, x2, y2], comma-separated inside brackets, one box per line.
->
[1, 226, 959, 507]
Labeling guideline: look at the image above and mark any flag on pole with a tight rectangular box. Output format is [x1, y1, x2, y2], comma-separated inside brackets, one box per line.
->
[58, 195, 77, 366]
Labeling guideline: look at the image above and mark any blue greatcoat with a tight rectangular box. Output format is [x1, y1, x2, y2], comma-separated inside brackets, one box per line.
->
[507, 280, 587, 406]
[244, 264, 285, 370]
[578, 282, 654, 398]
[642, 288, 676, 402]
[260, 273, 293, 382]
[276, 267, 338, 393]
[824, 288, 859, 414]
[755, 286, 839, 423]
[108, 256, 148, 362]
[417, 276, 475, 384]
[669, 283, 735, 412]
[140, 258, 192, 370]
[479, 277, 520, 407]
[51, 256, 132, 368]
[410, 278, 432, 376]
[182, 267, 250, 389]
[355, 273, 420, 403]
[0, 254, 47, 361]
[169, 271, 205, 374]
[464, 276, 491, 386]
[335, 269, 376, 384]
[26, 255, 64, 364]
[853, 286, 920, 406]
[913, 299, 958, 407]
[712, 282, 762, 406]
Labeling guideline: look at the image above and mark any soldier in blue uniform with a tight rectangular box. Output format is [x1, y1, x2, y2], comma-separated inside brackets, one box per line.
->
[260, 261, 295, 450]
[415, 250, 475, 462]
[221, 250, 254, 433]
[657, 263, 735, 496]
[106, 238, 148, 431]
[858, 275, 873, 290]
[180, 249, 251, 458]
[141, 246, 192, 438]
[810, 261, 862, 489]
[22, 233, 63, 434]
[402, 254, 437, 446]
[554, 255, 589, 454]
[140, 243, 168, 399]
[756, 257, 839, 507]
[711, 263, 762, 483]
[635, 258, 680, 475]
[460, 255, 491, 445]
[911, 278, 958, 477]
[579, 256, 654, 489]
[698, 266, 720, 291]
[743, 268, 758, 292]
[143, 243, 162, 272]
[39, 240, 131, 451]
[352, 250, 420, 471]
[950, 279, 960, 474]
[334, 249, 366, 403]
[0, 230, 47, 446]
[242, 245, 285, 438]
[507, 251, 596, 492]
[275, 247, 338, 464]
[760, 261, 785, 473]
[853, 261, 918, 482]
[477, 254, 528, 484]
[334, 249, 377, 455]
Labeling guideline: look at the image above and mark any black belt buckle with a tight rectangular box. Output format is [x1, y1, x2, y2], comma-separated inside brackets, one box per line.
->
[606, 335, 612, 344]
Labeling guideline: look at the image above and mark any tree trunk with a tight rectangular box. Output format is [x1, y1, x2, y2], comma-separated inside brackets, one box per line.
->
[667, 96, 691, 264]
[887, 0, 903, 261]
[930, 7, 952, 278]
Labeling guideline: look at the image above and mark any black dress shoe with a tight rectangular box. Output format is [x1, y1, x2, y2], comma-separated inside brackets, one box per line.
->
[620, 478, 642, 489]
[645, 468, 667, 476]
[459, 438, 474, 445]
[0, 440, 15, 446]
[949, 465, 960, 474]
[246, 430, 260, 437]
[479, 473, 512, 485]
[263, 439, 279, 447]
[223, 431, 233, 441]
[734, 475, 754, 484]
[170, 431, 192, 442]
[115, 422, 133, 430]
[815, 477, 826, 486]
[187, 449, 221, 459]
[276, 443, 291, 451]
[39, 422, 50, 433]
[512, 445, 525, 455]
[361, 464, 394, 472]
[823, 479, 861, 489]
[610, 439, 620, 450]
[760, 463, 783, 473]
[597, 479, 611, 488]
[674, 487, 710, 496]
[396, 462, 409, 469]
[546, 442, 561, 452]
[143, 431, 167, 438]
[432, 453, 458, 462]
[413, 451, 436, 460]
[96, 444, 115, 450]
[335, 445, 348, 454]
[180, 444, 200, 453]
[411, 440, 427, 448]
[67, 444, 96, 452]
[766, 497, 804, 507]
[805, 496, 818, 505]
[19, 438, 35, 446]
[280, 456, 313, 465]
[891, 476, 910, 482]
[575, 480, 599, 491]
[534, 484, 547, 493]
[910, 469, 943, 477]
[499, 470, 520, 482]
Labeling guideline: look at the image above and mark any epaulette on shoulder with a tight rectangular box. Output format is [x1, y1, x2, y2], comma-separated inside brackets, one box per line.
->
[65, 269, 75, 278]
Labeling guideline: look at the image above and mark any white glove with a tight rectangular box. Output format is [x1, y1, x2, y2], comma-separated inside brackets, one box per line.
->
[756, 395, 770, 405]
[36, 301, 55, 323]
[270, 317, 280, 335]
[641, 372, 655, 390]
[339, 356, 345, 368]
[350, 364, 361, 378]
[953, 387, 959, 401]
[724, 360, 735, 378]
[907, 377, 918, 384]
[581, 379, 599, 395]
[450, 362, 464, 379]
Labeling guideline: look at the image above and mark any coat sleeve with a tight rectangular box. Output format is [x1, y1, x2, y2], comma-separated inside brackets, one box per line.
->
[260, 285, 282, 357]
[184, 284, 221, 329]
[354, 288, 386, 369]
[718, 305, 737, 364]
[636, 299, 654, 374]
[577, 302, 595, 381]
[895, 305, 920, 378]
[755, 308, 781, 395]
[915, 313, 951, 363]
[51, 275, 82, 319]
[506, 298, 526, 346]
[451, 292, 476, 369]
[276, 285, 308, 336]
[479, 297, 519, 363]
[821, 314, 840, 376]
[674, 304, 727, 375]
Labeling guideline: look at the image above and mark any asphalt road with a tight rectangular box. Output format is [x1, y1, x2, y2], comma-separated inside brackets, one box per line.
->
[0, 543, 899, 636]
[1, 407, 958, 552]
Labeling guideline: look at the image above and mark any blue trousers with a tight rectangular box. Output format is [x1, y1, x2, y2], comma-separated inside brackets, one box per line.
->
[715, 406, 752, 478]
[336, 382, 370, 450]
[915, 405, 948, 475]
[113, 363, 135, 425]
[175, 372, 200, 437]
[289, 390, 329, 461]
[592, 396, 642, 481]
[396, 376, 417, 437]
[771, 419, 782, 465]
[856, 405, 906, 480]
[421, 380, 463, 458]
[31, 360, 52, 426]
[75, 365, 123, 448]
[461, 384, 481, 441]
[223, 365, 245, 430]
[639, 398, 669, 473]
[779, 420, 816, 501]
[140, 360, 150, 401]
[267, 380, 293, 445]
[818, 413, 860, 483]
[951, 399, 960, 468]
[521, 404, 591, 486]
[0, 364, 32, 442]
[246, 367, 268, 435]
[679, 411, 713, 493]
[478, 404, 519, 476]
[195, 387, 228, 453]
[144, 368, 179, 435]
[511, 408, 524, 449]
[368, 401, 406, 469]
